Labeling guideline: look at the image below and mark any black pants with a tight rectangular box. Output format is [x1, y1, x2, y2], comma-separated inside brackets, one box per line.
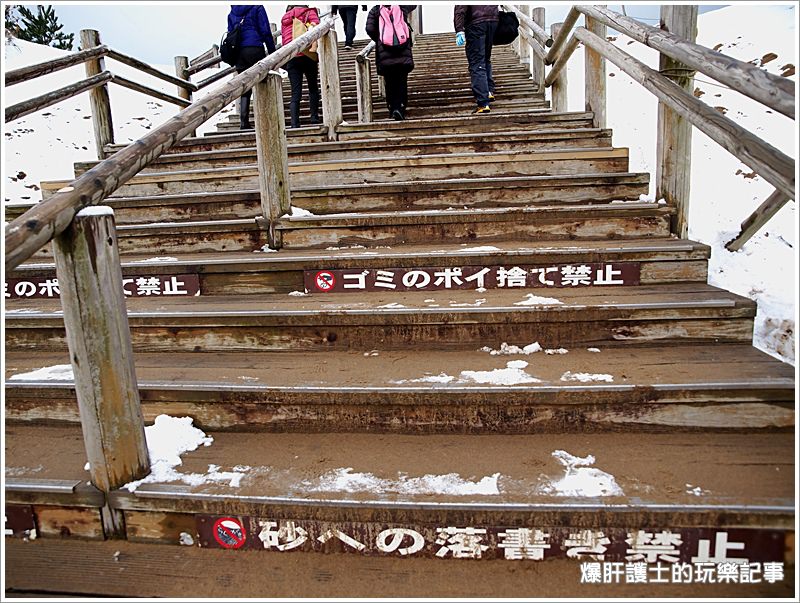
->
[236, 46, 267, 127]
[285, 55, 320, 128]
[465, 20, 497, 107]
[339, 7, 357, 46]
[383, 66, 408, 115]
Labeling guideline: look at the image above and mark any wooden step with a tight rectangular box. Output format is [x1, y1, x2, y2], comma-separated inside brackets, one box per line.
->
[56, 148, 633, 197]
[75, 129, 615, 175]
[8, 238, 711, 296]
[5, 344, 793, 432]
[4, 283, 757, 352]
[4, 424, 793, 599]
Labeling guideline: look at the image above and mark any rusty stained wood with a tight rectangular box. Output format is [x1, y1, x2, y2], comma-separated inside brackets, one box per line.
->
[574, 26, 795, 201]
[80, 29, 115, 159]
[4, 71, 113, 123]
[125, 510, 196, 545]
[5, 44, 109, 85]
[254, 72, 291, 249]
[34, 505, 105, 539]
[52, 208, 150, 538]
[656, 5, 698, 239]
[575, 4, 795, 119]
[584, 10, 607, 128]
[4, 16, 337, 272]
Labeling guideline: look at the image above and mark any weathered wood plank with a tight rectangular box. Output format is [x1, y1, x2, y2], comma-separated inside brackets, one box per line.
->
[111, 73, 191, 108]
[574, 27, 795, 200]
[5, 45, 108, 86]
[4, 71, 113, 123]
[318, 29, 343, 141]
[576, 4, 795, 118]
[52, 207, 150, 537]
[33, 506, 105, 540]
[196, 65, 236, 90]
[355, 57, 373, 123]
[545, 7, 579, 64]
[107, 48, 197, 91]
[80, 29, 114, 159]
[531, 7, 545, 91]
[584, 10, 607, 128]
[726, 189, 792, 251]
[656, 5, 698, 238]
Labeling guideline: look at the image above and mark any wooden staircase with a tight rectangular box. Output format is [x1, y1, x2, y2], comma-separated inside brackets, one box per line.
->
[4, 31, 794, 598]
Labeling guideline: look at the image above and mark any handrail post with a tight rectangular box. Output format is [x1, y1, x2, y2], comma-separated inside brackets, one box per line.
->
[583, 9, 607, 128]
[531, 7, 545, 90]
[409, 5, 422, 42]
[80, 29, 114, 158]
[550, 22, 568, 113]
[318, 28, 343, 141]
[513, 5, 524, 58]
[253, 72, 291, 249]
[656, 5, 698, 238]
[356, 58, 374, 123]
[174, 55, 196, 138]
[52, 206, 150, 539]
[519, 5, 531, 69]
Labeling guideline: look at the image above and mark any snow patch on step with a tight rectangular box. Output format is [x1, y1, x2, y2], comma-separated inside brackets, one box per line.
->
[460, 360, 541, 385]
[127, 256, 179, 263]
[306, 468, 501, 496]
[514, 294, 564, 306]
[123, 415, 248, 492]
[9, 364, 74, 381]
[538, 450, 624, 497]
[480, 341, 542, 355]
[561, 371, 613, 383]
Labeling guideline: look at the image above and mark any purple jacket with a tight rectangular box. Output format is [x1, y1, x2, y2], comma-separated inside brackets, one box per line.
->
[454, 5, 499, 32]
[228, 5, 276, 53]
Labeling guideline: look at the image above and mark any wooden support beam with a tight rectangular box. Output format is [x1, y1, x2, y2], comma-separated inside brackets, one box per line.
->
[253, 72, 291, 249]
[110, 74, 192, 108]
[174, 56, 195, 138]
[196, 66, 236, 90]
[356, 57, 374, 123]
[584, 9, 607, 128]
[107, 48, 197, 92]
[531, 7, 545, 91]
[548, 22, 570, 113]
[726, 189, 792, 251]
[545, 7, 579, 65]
[518, 5, 531, 66]
[52, 206, 150, 538]
[186, 53, 221, 75]
[574, 26, 795, 200]
[5, 45, 108, 86]
[576, 4, 795, 119]
[80, 29, 114, 159]
[656, 5, 698, 238]
[318, 28, 343, 141]
[190, 44, 218, 67]
[4, 72, 113, 123]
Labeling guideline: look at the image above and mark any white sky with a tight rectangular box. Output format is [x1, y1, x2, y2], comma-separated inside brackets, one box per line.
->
[21, 2, 727, 65]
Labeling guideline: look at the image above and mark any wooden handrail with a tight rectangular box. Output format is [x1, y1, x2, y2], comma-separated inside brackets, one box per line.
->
[502, 5, 552, 48]
[5, 45, 109, 86]
[196, 66, 236, 90]
[186, 53, 221, 75]
[573, 26, 795, 200]
[106, 48, 197, 92]
[110, 74, 191, 108]
[4, 15, 337, 271]
[356, 40, 376, 63]
[545, 7, 579, 65]
[5, 71, 113, 122]
[575, 5, 795, 119]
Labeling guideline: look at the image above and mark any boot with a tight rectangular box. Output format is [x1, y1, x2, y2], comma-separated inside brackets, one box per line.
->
[289, 100, 300, 129]
[239, 94, 252, 130]
[309, 89, 321, 125]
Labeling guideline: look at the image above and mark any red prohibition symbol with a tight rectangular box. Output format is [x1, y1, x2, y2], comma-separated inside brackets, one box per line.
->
[213, 517, 247, 549]
[315, 270, 336, 292]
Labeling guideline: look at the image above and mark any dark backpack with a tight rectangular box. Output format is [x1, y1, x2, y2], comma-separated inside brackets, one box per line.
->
[220, 13, 247, 66]
[493, 10, 519, 46]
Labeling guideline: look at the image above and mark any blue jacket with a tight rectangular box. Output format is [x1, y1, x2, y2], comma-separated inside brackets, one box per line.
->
[228, 5, 276, 53]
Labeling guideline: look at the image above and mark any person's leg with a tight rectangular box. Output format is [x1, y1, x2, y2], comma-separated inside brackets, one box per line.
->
[239, 91, 252, 129]
[304, 56, 321, 124]
[285, 57, 303, 128]
[464, 22, 490, 108]
[485, 21, 497, 98]
[383, 69, 401, 118]
[236, 47, 265, 129]
[398, 70, 408, 117]
[341, 8, 357, 47]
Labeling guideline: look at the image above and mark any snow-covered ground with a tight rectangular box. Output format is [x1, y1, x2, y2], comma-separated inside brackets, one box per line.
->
[562, 4, 796, 363]
[3, 4, 797, 364]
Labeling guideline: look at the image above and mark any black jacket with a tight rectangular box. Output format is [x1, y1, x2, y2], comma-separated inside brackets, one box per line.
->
[332, 5, 368, 13]
[454, 5, 499, 32]
[365, 5, 415, 75]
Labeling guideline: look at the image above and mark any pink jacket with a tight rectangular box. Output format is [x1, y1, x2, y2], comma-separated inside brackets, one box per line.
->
[281, 7, 321, 56]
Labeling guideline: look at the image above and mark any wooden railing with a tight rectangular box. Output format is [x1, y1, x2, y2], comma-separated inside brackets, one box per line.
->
[356, 41, 377, 122]
[510, 4, 795, 245]
[4, 16, 339, 539]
